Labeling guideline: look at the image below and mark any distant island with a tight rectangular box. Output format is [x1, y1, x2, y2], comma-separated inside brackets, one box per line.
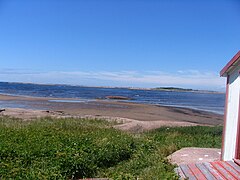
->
[153, 87, 194, 91]
[151, 87, 223, 94]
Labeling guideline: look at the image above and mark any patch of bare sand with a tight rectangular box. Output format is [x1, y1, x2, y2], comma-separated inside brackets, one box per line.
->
[76, 115, 199, 132]
[0, 108, 199, 132]
[0, 108, 65, 120]
[113, 119, 198, 132]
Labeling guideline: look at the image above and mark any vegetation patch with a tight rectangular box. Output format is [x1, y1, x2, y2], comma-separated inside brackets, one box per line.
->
[0, 117, 222, 179]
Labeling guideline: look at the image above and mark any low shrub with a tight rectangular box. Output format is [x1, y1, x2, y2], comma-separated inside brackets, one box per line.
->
[0, 117, 135, 179]
[0, 117, 222, 179]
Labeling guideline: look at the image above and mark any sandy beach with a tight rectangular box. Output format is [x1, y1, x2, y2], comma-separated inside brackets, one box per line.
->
[0, 94, 223, 132]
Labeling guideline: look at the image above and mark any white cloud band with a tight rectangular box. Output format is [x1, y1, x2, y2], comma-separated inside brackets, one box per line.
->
[0, 69, 225, 91]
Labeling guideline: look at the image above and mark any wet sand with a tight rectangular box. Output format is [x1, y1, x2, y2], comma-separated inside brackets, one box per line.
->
[0, 94, 223, 132]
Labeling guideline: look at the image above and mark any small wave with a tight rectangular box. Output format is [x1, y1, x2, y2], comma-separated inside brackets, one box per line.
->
[48, 99, 92, 103]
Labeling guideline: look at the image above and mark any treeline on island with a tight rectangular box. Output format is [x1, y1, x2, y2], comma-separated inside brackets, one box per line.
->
[152, 87, 222, 94]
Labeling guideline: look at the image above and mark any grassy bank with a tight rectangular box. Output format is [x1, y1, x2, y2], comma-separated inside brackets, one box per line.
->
[0, 117, 222, 179]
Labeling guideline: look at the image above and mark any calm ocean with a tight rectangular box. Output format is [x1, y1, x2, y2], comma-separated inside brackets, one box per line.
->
[0, 82, 225, 114]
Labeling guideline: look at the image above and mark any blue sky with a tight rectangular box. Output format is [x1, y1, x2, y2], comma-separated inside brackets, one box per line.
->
[0, 0, 239, 90]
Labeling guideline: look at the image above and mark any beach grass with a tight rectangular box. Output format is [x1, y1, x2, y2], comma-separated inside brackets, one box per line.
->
[0, 116, 222, 179]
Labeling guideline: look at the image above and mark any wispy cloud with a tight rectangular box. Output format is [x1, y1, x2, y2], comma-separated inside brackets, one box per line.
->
[0, 69, 226, 90]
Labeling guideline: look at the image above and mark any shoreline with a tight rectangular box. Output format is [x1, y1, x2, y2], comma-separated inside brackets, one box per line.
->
[0, 94, 223, 132]
[0, 92, 223, 115]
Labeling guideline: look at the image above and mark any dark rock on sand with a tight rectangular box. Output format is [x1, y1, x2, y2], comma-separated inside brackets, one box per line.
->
[105, 96, 132, 100]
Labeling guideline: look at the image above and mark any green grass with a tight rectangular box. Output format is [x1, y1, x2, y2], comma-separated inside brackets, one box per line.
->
[0, 116, 222, 179]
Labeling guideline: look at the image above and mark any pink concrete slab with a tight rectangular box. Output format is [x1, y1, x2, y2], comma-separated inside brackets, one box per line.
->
[168, 147, 221, 165]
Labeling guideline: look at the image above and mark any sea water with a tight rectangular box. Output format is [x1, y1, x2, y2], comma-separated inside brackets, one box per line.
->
[0, 82, 225, 114]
